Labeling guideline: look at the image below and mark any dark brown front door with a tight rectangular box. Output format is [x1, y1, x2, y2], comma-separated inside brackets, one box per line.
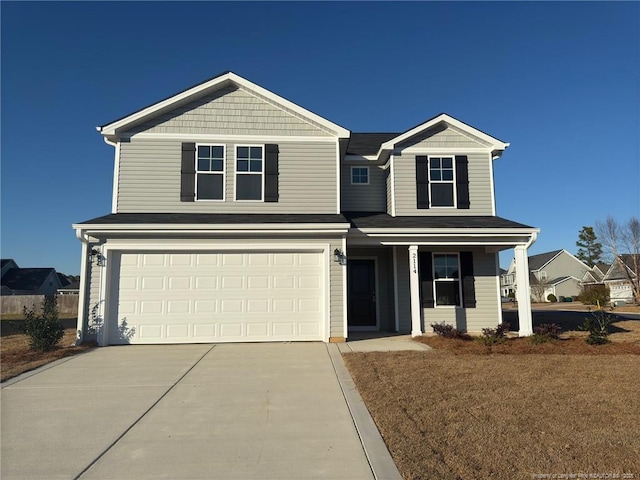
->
[348, 259, 376, 327]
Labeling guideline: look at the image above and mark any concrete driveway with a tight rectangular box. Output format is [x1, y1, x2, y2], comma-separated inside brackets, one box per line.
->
[1, 343, 401, 480]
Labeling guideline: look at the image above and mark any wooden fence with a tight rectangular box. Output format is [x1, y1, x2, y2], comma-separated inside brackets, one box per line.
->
[1, 295, 79, 316]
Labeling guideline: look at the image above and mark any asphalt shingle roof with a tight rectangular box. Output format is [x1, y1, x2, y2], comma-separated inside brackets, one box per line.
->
[528, 250, 563, 271]
[77, 213, 349, 225]
[343, 212, 534, 229]
[1, 268, 56, 291]
[346, 133, 398, 156]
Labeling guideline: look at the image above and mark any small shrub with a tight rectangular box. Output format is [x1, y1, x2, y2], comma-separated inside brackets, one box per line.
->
[577, 284, 610, 306]
[546, 294, 557, 303]
[530, 323, 562, 344]
[19, 295, 64, 352]
[431, 322, 465, 339]
[478, 322, 511, 346]
[579, 308, 614, 345]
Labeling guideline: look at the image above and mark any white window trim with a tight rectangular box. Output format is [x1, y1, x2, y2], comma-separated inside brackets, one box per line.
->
[350, 166, 370, 185]
[195, 143, 226, 202]
[432, 252, 463, 308]
[234, 144, 265, 202]
[428, 155, 457, 208]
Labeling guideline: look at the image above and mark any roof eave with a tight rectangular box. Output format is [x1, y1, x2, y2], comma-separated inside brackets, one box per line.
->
[97, 72, 351, 140]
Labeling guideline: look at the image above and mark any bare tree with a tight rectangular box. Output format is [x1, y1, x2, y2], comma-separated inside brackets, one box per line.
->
[530, 275, 552, 303]
[596, 216, 640, 303]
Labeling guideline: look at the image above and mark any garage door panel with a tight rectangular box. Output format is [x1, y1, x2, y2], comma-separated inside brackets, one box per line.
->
[110, 250, 325, 344]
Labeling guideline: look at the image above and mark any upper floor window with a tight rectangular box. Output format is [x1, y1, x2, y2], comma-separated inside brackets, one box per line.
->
[416, 155, 469, 210]
[236, 146, 263, 201]
[429, 156, 455, 207]
[196, 145, 225, 200]
[351, 166, 369, 185]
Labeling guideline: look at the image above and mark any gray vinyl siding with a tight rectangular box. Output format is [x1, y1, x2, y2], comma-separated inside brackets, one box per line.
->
[397, 124, 492, 150]
[391, 124, 495, 216]
[347, 247, 395, 331]
[128, 86, 331, 137]
[536, 252, 589, 283]
[422, 249, 500, 333]
[393, 151, 494, 216]
[116, 137, 338, 213]
[341, 163, 386, 212]
[554, 278, 581, 299]
[393, 248, 501, 333]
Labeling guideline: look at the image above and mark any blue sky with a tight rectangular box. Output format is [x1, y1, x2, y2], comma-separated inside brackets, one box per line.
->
[1, 1, 639, 275]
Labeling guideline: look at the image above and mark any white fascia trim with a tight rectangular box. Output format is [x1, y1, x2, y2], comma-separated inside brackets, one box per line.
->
[488, 152, 496, 216]
[389, 154, 396, 217]
[377, 114, 509, 157]
[125, 132, 337, 143]
[534, 249, 567, 271]
[73, 223, 350, 232]
[110, 141, 120, 213]
[99, 72, 351, 139]
[336, 139, 341, 214]
[358, 228, 540, 236]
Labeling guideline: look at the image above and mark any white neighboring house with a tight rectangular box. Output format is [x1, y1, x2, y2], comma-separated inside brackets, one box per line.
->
[602, 255, 638, 305]
[502, 249, 589, 302]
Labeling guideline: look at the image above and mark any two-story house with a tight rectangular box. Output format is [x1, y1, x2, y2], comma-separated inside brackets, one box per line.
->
[73, 72, 539, 346]
[502, 249, 589, 302]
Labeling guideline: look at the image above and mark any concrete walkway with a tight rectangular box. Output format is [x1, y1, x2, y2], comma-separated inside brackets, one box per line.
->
[1, 343, 403, 480]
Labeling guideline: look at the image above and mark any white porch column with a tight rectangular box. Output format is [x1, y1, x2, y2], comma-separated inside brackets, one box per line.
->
[514, 244, 533, 336]
[408, 245, 422, 337]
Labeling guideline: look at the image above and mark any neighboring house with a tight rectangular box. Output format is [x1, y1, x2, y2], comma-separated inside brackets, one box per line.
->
[58, 280, 81, 295]
[0, 263, 64, 296]
[603, 255, 638, 304]
[1, 259, 18, 278]
[73, 71, 539, 346]
[502, 249, 589, 302]
[580, 262, 610, 291]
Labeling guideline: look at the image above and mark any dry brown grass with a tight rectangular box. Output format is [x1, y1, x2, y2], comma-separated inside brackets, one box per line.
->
[344, 351, 640, 480]
[1, 328, 93, 382]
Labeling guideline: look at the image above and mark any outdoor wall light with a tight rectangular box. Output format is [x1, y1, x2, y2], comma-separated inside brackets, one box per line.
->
[333, 248, 347, 265]
[90, 248, 105, 267]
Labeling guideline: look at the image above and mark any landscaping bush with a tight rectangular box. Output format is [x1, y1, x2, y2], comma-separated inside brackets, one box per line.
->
[547, 294, 557, 303]
[530, 323, 562, 344]
[430, 322, 466, 339]
[579, 307, 615, 345]
[478, 322, 511, 346]
[20, 295, 64, 352]
[577, 284, 610, 306]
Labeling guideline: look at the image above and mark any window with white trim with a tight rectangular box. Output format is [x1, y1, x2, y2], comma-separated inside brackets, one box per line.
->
[196, 145, 225, 200]
[351, 166, 369, 185]
[429, 156, 455, 207]
[235, 145, 263, 201]
[433, 253, 461, 306]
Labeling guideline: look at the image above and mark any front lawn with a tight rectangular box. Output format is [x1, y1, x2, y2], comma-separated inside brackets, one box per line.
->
[344, 351, 640, 479]
[1, 328, 93, 382]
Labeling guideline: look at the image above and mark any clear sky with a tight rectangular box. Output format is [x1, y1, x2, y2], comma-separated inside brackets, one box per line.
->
[1, 1, 639, 275]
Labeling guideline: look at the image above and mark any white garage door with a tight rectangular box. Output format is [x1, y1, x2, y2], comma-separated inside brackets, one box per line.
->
[108, 251, 325, 344]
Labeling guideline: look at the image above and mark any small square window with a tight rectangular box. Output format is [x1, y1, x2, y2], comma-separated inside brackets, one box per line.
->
[351, 166, 369, 185]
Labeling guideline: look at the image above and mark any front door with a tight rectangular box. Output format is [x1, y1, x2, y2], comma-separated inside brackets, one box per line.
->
[348, 259, 377, 328]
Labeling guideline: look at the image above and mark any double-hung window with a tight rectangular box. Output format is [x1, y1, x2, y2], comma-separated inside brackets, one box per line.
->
[429, 156, 455, 207]
[433, 254, 462, 306]
[196, 145, 225, 200]
[351, 166, 369, 185]
[236, 146, 263, 201]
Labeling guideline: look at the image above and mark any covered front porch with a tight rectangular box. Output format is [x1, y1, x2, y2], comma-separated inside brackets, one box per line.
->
[343, 213, 540, 338]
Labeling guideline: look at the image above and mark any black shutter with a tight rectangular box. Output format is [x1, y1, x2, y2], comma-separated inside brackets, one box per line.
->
[416, 156, 429, 209]
[455, 155, 470, 209]
[460, 251, 476, 308]
[181, 143, 196, 202]
[264, 144, 279, 202]
[419, 252, 435, 308]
